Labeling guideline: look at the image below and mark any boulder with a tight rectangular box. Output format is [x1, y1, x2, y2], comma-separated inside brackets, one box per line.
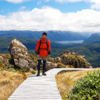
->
[59, 51, 92, 68]
[46, 61, 58, 70]
[8, 39, 36, 69]
[55, 57, 61, 63]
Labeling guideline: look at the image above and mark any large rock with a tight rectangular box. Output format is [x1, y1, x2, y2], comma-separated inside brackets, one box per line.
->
[55, 57, 61, 63]
[46, 61, 58, 70]
[8, 39, 36, 69]
[56, 51, 92, 68]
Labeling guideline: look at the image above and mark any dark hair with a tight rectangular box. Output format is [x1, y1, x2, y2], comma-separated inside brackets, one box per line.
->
[42, 32, 47, 36]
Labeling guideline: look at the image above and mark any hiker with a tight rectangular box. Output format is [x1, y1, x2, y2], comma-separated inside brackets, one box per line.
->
[35, 32, 51, 76]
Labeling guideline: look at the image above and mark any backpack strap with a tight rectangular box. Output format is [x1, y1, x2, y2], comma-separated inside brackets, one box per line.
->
[46, 39, 49, 51]
[37, 39, 41, 54]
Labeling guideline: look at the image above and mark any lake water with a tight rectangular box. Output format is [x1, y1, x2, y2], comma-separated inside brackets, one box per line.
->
[55, 40, 84, 44]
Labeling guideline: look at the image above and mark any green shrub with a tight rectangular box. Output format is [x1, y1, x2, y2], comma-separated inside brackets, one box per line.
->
[66, 70, 100, 100]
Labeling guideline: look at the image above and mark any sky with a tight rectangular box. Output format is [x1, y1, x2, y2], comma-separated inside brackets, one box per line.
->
[0, 0, 100, 33]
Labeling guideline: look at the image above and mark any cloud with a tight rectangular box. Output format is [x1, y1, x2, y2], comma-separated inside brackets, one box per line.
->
[55, 0, 83, 3]
[19, 6, 26, 11]
[37, 0, 50, 5]
[6, 0, 48, 4]
[45, 0, 50, 2]
[0, 6, 100, 33]
[6, 0, 29, 3]
[90, 0, 100, 9]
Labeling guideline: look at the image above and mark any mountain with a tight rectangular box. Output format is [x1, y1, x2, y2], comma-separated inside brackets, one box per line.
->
[0, 30, 88, 41]
[84, 33, 100, 44]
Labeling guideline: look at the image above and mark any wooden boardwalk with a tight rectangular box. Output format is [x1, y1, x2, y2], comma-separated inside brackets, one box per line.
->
[8, 68, 91, 100]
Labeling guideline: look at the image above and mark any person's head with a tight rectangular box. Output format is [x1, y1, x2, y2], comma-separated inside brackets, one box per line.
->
[42, 32, 47, 38]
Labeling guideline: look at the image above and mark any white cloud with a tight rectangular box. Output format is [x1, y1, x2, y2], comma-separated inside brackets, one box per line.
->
[0, 7, 100, 33]
[89, 0, 100, 9]
[55, 0, 83, 3]
[19, 6, 26, 11]
[91, 3, 100, 9]
[6, 0, 29, 3]
[55, 0, 100, 3]
[45, 0, 50, 2]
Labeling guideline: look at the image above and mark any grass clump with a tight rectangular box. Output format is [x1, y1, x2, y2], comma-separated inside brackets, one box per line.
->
[0, 70, 35, 100]
[0, 61, 5, 69]
[66, 70, 100, 100]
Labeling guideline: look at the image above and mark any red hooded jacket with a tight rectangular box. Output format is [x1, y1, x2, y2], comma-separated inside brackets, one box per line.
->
[35, 37, 51, 57]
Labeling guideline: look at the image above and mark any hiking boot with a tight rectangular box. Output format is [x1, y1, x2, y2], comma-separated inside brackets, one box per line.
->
[36, 72, 40, 76]
[36, 74, 40, 76]
[42, 73, 46, 76]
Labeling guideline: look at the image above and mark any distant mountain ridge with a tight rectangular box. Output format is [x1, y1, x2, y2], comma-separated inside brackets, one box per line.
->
[0, 30, 88, 41]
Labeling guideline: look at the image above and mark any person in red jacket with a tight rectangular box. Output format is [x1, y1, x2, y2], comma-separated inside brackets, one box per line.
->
[35, 32, 51, 76]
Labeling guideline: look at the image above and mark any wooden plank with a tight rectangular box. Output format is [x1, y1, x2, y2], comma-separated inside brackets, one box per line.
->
[8, 68, 91, 100]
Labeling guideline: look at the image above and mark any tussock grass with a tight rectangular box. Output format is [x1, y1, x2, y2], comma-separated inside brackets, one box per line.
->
[0, 69, 34, 100]
[55, 68, 100, 100]
[61, 53, 91, 68]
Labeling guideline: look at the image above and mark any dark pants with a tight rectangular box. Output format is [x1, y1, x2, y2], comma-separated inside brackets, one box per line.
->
[37, 59, 46, 74]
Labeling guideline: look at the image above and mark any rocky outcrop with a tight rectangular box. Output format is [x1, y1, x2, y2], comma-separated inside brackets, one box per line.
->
[55, 57, 61, 63]
[46, 61, 58, 70]
[55, 51, 92, 68]
[8, 39, 36, 69]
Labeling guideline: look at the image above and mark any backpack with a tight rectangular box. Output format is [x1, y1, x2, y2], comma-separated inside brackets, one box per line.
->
[37, 39, 49, 54]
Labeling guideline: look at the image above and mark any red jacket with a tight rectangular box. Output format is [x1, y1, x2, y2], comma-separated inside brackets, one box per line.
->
[35, 37, 51, 57]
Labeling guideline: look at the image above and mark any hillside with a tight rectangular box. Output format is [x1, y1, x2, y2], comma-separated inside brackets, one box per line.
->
[68, 43, 100, 67]
[61, 33, 100, 67]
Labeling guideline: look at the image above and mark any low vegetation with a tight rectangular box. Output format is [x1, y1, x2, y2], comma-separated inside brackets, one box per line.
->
[56, 68, 100, 100]
[67, 70, 100, 100]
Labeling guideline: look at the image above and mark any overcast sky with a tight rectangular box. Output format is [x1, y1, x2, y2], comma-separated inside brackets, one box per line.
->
[0, 0, 100, 33]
